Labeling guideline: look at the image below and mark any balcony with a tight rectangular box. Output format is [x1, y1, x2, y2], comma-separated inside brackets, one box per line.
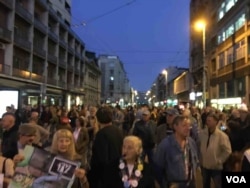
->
[33, 45, 46, 59]
[12, 68, 31, 79]
[68, 45, 75, 55]
[0, 64, 11, 75]
[59, 58, 66, 68]
[47, 54, 57, 64]
[15, 2, 32, 24]
[58, 81, 66, 88]
[59, 38, 67, 49]
[218, 64, 233, 75]
[31, 73, 45, 82]
[0, 0, 14, 9]
[67, 64, 74, 71]
[49, 7, 58, 22]
[48, 30, 58, 42]
[67, 83, 74, 90]
[47, 77, 57, 85]
[75, 51, 82, 59]
[34, 18, 47, 34]
[35, 0, 48, 10]
[75, 67, 80, 75]
[0, 25, 12, 43]
[14, 35, 31, 52]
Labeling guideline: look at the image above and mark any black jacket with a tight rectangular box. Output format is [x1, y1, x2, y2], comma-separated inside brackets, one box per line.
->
[87, 125, 123, 188]
[2, 125, 18, 159]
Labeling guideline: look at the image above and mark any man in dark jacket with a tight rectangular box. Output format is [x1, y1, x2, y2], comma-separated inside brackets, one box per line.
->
[1, 113, 18, 159]
[133, 109, 156, 163]
[88, 106, 123, 188]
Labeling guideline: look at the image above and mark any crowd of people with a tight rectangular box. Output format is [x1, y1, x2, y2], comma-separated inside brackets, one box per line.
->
[0, 103, 250, 188]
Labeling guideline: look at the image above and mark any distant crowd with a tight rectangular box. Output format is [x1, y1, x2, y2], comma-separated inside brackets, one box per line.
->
[1, 103, 250, 188]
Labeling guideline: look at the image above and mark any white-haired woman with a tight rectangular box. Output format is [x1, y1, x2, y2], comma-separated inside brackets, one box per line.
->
[118, 135, 155, 188]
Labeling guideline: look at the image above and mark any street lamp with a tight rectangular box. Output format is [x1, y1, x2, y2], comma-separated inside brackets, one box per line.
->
[195, 20, 206, 107]
[162, 69, 168, 100]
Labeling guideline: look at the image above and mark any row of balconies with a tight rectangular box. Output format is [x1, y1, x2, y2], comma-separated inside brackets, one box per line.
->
[0, 0, 84, 55]
[0, 63, 83, 90]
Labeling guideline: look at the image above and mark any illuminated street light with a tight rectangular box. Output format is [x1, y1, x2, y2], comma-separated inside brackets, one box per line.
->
[162, 69, 168, 101]
[195, 20, 206, 107]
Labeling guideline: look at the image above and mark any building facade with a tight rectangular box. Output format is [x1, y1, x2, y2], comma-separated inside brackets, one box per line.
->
[153, 66, 188, 107]
[98, 55, 131, 107]
[0, 0, 99, 114]
[84, 51, 101, 106]
[174, 71, 193, 106]
[190, 0, 249, 110]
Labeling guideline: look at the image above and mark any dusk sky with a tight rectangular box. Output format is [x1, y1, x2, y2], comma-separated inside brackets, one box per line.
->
[72, 0, 190, 92]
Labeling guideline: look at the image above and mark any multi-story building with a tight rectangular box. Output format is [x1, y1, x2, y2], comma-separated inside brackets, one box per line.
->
[84, 51, 101, 106]
[154, 66, 188, 106]
[0, 0, 100, 114]
[174, 71, 193, 105]
[98, 55, 131, 107]
[190, 0, 248, 110]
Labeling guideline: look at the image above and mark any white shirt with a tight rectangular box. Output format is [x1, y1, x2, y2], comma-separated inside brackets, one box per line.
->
[73, 128, 81, 142]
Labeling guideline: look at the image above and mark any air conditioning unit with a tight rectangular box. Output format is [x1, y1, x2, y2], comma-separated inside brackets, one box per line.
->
[0, 42, 5, 49]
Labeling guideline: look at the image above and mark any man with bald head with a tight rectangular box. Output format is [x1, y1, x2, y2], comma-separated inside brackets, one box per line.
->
[1, 112, 18, 158]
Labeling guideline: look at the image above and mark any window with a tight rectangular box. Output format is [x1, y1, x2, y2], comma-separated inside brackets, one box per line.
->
[236, 77, 245, 97]
[219, 83, 225, 98]
[218, 52, 225, 68]
[218, 0, 238, 21]
[235, 13, 245, 30]
[217, 13, 245, 44]
[226, 80, 234, 97]
[235, 40, 245, 60]
[225, 0, 234, 12]
[211, 59, 216, 72]
[226, 47, 233, 64]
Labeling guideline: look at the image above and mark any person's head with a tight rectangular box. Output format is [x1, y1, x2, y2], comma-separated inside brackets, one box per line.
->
[18, 123, 36, 146]
[122, 136, 143, 163]
[172, 115, 191, 139]
[31, 111, 39, 119]
[239, 104, 248, 122]
[141, 109, 150, 122]
[51, 129, 76, 160]
[165, 108, 179, 128]
[182, 109, 191, 118]
[89, 106, 97, 117]
[6, 106, 12, 113]
[231, 109, 240, 119]
[96, 106, 113, 126]
[206, 112, 219, 130]
[75, 116, 86, 128]
[29, 111, 39, 123]
[1, 112, 16, 130]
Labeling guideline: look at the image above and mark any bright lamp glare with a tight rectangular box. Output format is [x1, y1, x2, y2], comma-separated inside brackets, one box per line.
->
[195, 21, 206, 31]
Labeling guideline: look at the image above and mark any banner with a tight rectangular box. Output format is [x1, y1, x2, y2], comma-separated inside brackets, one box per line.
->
[9, 145, 80, 188]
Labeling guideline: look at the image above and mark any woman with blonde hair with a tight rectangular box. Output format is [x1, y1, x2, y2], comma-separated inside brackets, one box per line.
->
[50, 129, 89, 187]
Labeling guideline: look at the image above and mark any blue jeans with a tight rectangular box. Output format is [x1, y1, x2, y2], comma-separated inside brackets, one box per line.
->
[201, 167, 221, 188]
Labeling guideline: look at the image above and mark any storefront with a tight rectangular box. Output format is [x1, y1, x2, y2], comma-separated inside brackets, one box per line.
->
[210, 97, 242, 111]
